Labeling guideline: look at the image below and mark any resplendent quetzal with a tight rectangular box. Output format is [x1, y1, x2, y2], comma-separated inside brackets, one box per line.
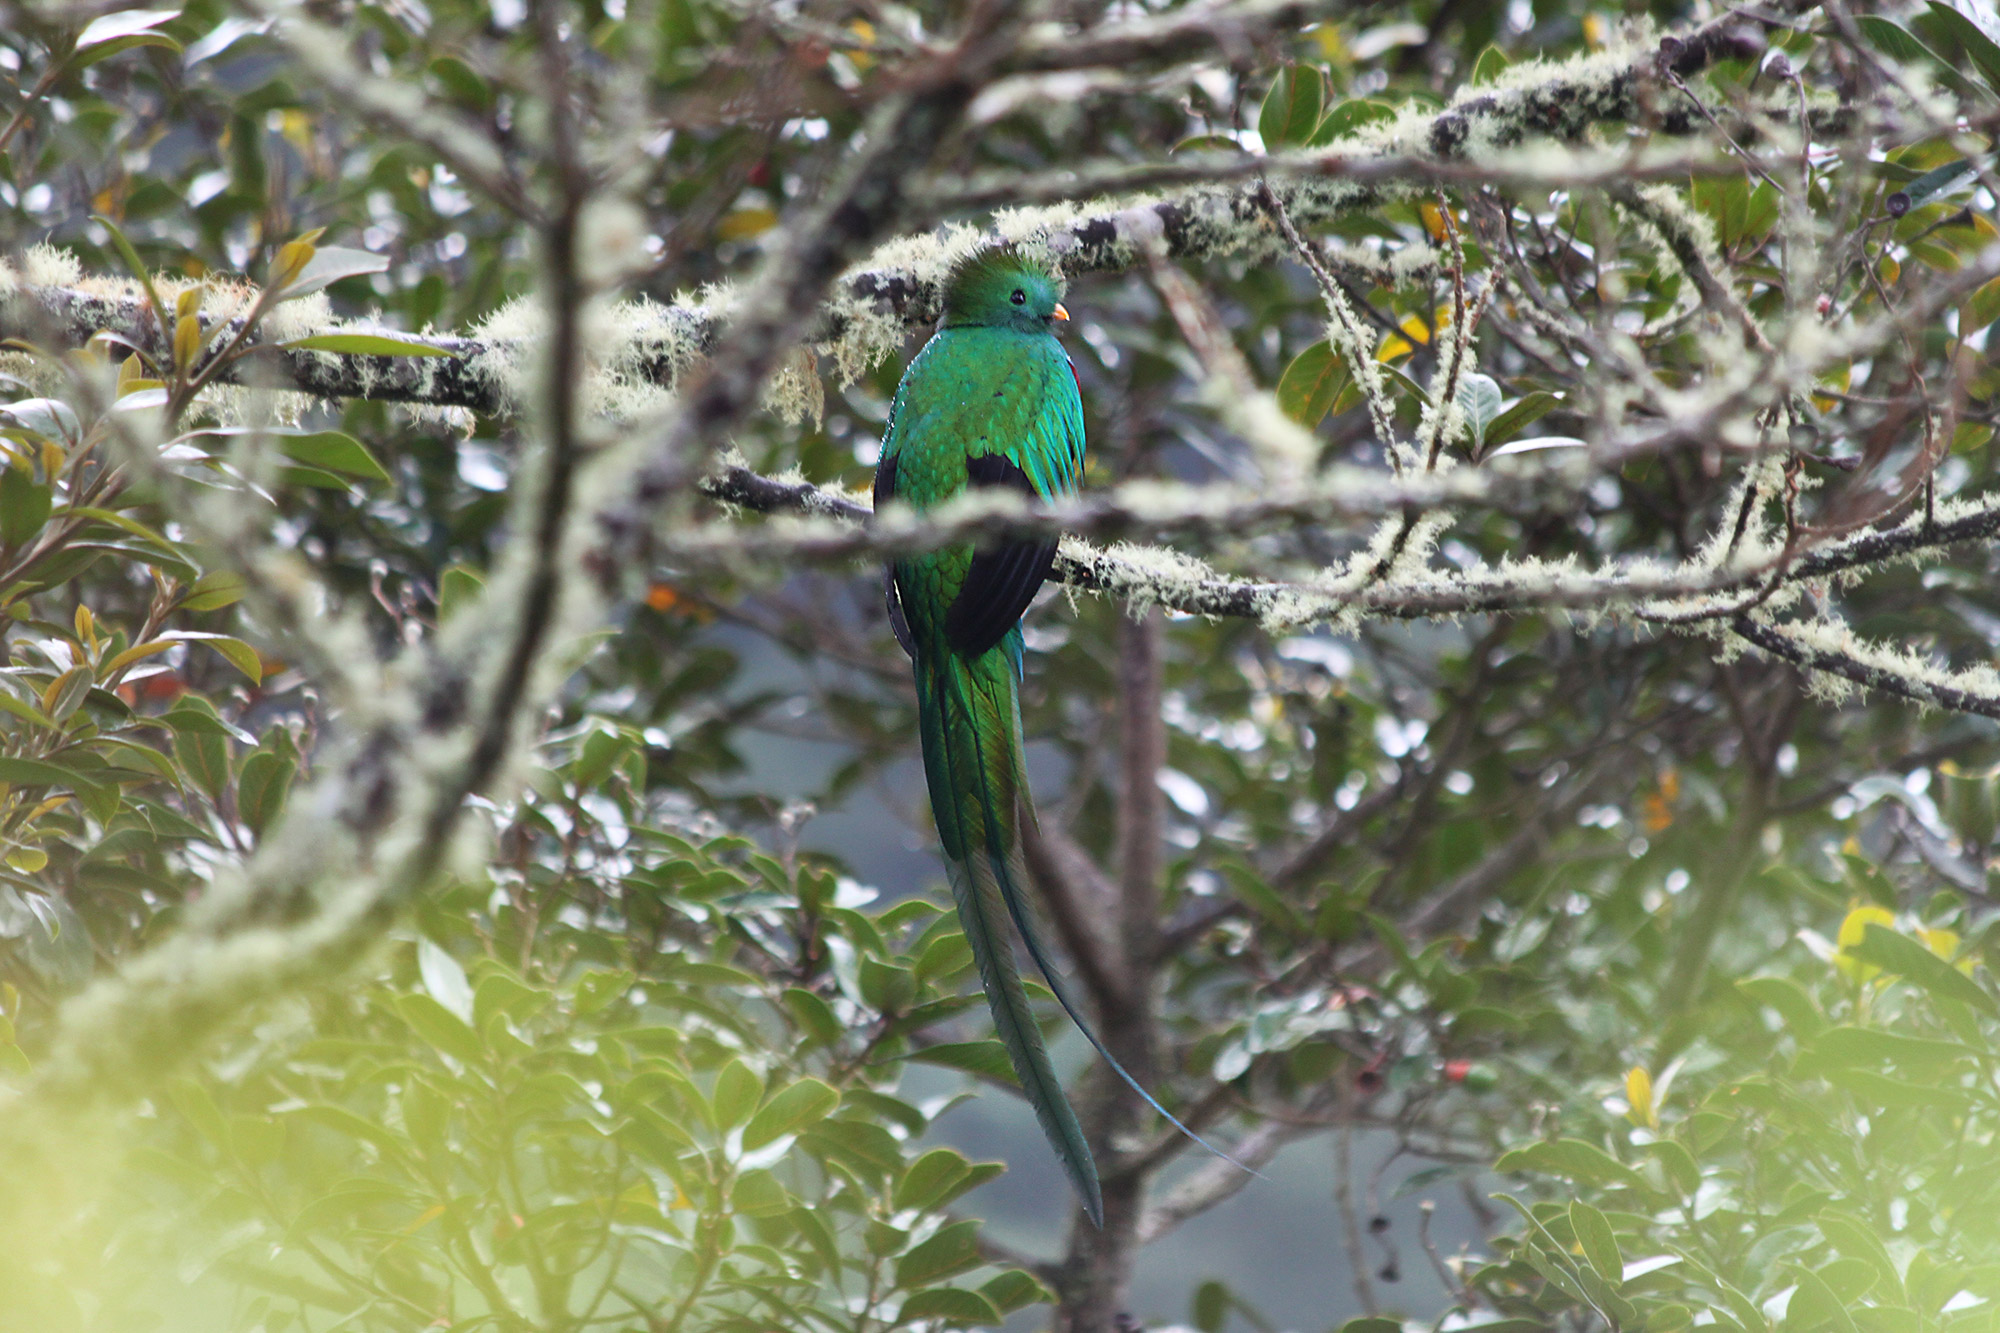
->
[874, 246, 1240, 1227]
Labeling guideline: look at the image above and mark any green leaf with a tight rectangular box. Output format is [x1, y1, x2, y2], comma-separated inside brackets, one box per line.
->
[1571, 1201, 1623, 1287]
[1645, 1139, 1701, 1196]
[395, 993, 484, 1067]
[790, 1204, 842, 1275]
[1857, 15, 1951, 71]
[712, 1057, 762, 1131]
[730, 1167, 791, 1216]
[1335, 1320, 1403, 1333]
[1192, 1279, 1230, 1333]
[1823, 1066, 1970, 1112]
[178, 569, 247, 613]
[42, 665, 92, 722]
[1852, 922, 1998, 1015]
[801, 1117, 904, 1183]
[0, 466, 52, 549]
[742, 1078, 839, 1151]
[860, 956, 917, 1013]
[1816, 1258, 1879, 1304]
[236, 748, 294, 837]
[1277, 341, 1346, 426]
[1786, 1266, 1861, 1333]
[279, 1102, 409, 1158]
[0, 757, 115, 820]
[1798, 1025, 1974, 1074]
[915, 929, 973, 984]
[428, 54, 494, 110]
[1493, 1138, 1649, 1191]
[283, 332, 457, 358]
[1888, 159, 1981, 217]
[1480, 391, 1561, 451]
[183, 428, 392, 484]
[162, 632, 262, 684]
[0, 687, 56, 732]
[1457, 373, 1503, 448]
[73, 9, 181, 59]
[1738, 974, 1826, 1039]
[278, 431, 391, 482]
[573, 966, 634, 1015]
[1171, 134, 1246, 155]
[437, 564, 484, 622]
[1469, 44, 1510, 84]
[1258, 65, 1324, 149]
[909, 1040, 1017, 1084]
[280, 246, 390, 299]
[1310, 99, 1398, 146]
[783, 985, 842, 1046]
[173, 720, 231, 792]
[981, 1270, 1051, 1314]
[1924, 2, 2000, 95]
[895, 1219, 984, 1288]
[900, 1287, 1004, 1326]
[896, 1147, 974, 1213]
[168, 1078, 230, 1151]
[1817, 1213, 1903, 1298]
[161, 700, 255, 744]
[1377, 359, 1432, 405]
[69, 28, 181, 67]
[416, 937, 473, 1022]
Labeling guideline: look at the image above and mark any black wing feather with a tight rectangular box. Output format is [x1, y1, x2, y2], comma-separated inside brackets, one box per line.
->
[945, 454, 1057, 658]
[875, 453, 917, 658]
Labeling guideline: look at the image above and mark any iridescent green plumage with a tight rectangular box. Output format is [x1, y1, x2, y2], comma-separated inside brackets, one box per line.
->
[877, 248, 1247, 1228]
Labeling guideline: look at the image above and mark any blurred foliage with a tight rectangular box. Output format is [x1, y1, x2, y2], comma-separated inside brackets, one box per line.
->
[5, 1, 2000, 1332]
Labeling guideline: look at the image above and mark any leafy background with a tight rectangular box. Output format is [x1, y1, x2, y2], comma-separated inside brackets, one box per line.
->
[3, 1, 2000, 1332]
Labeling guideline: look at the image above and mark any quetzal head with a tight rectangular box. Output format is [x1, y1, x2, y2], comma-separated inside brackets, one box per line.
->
[941, 246, 1070, 333]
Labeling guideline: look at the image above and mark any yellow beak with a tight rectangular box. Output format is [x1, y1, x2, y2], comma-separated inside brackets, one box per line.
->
[1051, 302, 1069, 322]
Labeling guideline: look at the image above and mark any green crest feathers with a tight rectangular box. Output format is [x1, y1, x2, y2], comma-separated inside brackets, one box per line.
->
[940, 245, 1064, 321]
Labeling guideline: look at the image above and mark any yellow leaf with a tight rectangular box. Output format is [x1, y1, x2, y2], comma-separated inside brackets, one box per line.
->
[271, 239, 316, 290]
[1834, 905, 1895, 984]
[1916, 926, 1975, 975]
[1378, 310, 1435, 362]
[104, 639, 175, 675]
[26, 794, 71, 821]
[1419, 200, 1452, 243]
[404, 1203, 446, 1233]
[716, 207, 778, 242]
[279, 108, 315, 151]
[846, 18, 876, 70]
[1625, 1066, 1657, 1130]
[173, 313, 202, 371]
[6, 847, 47, 874]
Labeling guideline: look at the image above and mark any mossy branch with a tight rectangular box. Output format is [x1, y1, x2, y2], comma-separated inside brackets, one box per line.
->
[0, 2, 1823, 416]
[698, 463, 2000, 635]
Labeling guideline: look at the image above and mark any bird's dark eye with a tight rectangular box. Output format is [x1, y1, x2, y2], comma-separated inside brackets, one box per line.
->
[1010, 289, 1026, 304]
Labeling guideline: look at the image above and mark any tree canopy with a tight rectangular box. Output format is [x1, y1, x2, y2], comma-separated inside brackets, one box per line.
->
[3, 1, 2000, 1331]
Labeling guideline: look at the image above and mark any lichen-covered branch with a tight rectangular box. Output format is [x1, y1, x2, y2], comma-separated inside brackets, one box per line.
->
[1731, 615, 2000, 721]
[693, 461, 2000, 634]
[0, 3, 1826, 420]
